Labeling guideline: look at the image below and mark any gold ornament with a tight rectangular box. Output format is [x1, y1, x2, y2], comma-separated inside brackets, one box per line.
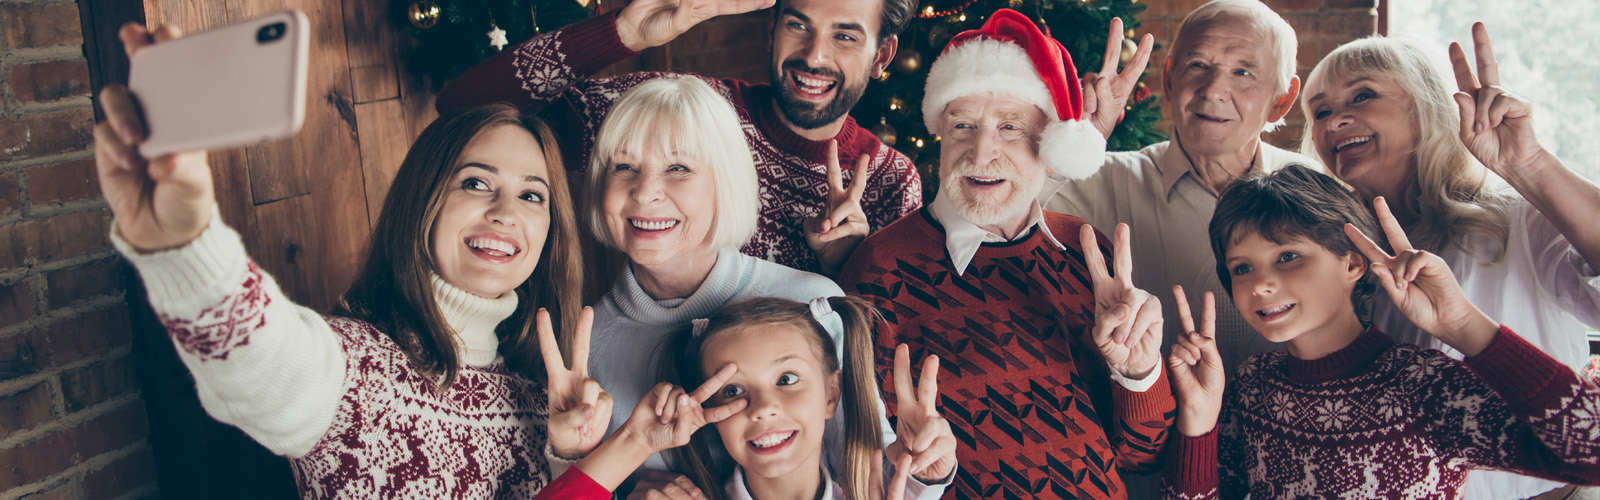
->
[893, 49, 922, 74]
[408, 0, 441, 30]
[872, 118, 897, 147]
[1120, 38, 1137, 64]
[1125, 29, 1136, 39]
[575, 0, 590, 6]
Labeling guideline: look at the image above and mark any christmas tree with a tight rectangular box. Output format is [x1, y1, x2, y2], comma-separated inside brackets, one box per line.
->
[857, 0, 1166, 201]
[396, 0, 597, 89]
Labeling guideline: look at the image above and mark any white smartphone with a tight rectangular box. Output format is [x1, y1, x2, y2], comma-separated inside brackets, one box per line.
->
[129, 11, 310, 158]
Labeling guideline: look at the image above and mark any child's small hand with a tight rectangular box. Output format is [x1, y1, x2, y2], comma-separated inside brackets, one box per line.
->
[868, 449, 914, 500]
[887, 344, 957, 483]
[539, 307, 613, 459]
[1167, 286, 1224, 437]
[1080, 223, 1164, 381]
[1346, 197, 1499, 355]
[619, 364, 747, 454]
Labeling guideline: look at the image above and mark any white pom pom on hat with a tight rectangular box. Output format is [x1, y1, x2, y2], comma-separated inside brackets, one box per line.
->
[922, 8, 1105, 180]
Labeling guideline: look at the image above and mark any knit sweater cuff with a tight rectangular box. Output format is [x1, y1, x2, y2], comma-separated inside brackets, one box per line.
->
[1167, 431, 1219, 491]
[1116, 364, 1174, 416]
[1109, 360, 1162, 392]
[544, 440, 580, 480]
[565, 10, 640, 76]
[1465, 324, 1571, 409]
[111, 208, 249, 310]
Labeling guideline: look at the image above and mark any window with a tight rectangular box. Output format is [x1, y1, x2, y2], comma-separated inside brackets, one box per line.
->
[1391, 0, 1599, 181]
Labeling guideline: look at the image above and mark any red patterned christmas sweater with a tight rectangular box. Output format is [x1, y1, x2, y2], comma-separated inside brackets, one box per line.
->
[113, 220, 554, 498]
[1162, 327, 1600, 499]
[838, 209, 1177, 499]
[435, 11, 922, 274]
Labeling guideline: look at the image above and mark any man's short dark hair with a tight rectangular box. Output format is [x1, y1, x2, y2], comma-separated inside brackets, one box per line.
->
[1208, 164, 1389, 316]
[773, 0, 918, 47]
[877, 0, 917, 46]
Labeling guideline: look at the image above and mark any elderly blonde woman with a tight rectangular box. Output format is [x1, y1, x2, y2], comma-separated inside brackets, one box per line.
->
[539, 77, 950, 500]
[1301, 24, 1600, 500]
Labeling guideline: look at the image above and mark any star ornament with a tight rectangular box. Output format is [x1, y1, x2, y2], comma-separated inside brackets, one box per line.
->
[488, 23, 508, 51]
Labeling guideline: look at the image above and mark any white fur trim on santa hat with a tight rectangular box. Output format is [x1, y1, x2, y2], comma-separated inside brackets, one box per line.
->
[1038, 119, 1106, 180]
[922, 38, 1057, 133]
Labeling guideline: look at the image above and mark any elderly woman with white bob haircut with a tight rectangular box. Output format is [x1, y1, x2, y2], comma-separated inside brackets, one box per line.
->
[537, 76, 950, 500]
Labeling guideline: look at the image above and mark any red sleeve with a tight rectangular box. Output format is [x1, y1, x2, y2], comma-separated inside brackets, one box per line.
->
[1160, 431, 1220, 500]
[533, 468, 612, 500]
[436, 10, 638, 113]
[1111, 367, 1177, 472]
[1455, 325, 1600, 485]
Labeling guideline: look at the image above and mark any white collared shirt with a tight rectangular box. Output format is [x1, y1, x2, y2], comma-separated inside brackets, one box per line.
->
[926, 194, 1066, 277]
[925, 192, 1161, 392]
[724, 465, 845, 500]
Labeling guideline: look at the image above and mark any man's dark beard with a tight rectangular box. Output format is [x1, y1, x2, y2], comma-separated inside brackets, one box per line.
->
[769, 59, 868, 130]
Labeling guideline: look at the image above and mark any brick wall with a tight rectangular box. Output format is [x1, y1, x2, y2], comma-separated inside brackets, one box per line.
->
[0, 0, 155, 499]
[1135, 0, 1379, 150]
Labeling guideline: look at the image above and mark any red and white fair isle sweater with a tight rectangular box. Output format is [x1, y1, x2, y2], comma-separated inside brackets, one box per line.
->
[435, 11, 922, 274]
[113, 219, 554, 498]
[1163, 327, 1600, 499]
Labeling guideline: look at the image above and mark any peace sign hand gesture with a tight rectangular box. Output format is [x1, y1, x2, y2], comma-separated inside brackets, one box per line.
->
[1167, 286, 1224, 437]
[1079, 223, 1163, 380]
[538, 307, 614, 459]
[1080, 17, 1155, 139]
[616, 0, 775, 51]
[618, 364, 748, 454]
[1449, 22, 1548, 183]
[1344, 197, 1498, 356]
[885, 344, 957, 483]
[805, 140, 873, 277]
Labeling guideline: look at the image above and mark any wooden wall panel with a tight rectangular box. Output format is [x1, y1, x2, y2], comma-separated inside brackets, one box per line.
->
[354, 98, 409, 228]
[343, 0, 399, 103]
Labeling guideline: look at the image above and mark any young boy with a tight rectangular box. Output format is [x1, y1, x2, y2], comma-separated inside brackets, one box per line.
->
[1160, 165, 1600, 499]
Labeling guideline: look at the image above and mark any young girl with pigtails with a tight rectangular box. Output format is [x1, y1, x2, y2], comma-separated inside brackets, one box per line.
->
[657, 296, 957, 500]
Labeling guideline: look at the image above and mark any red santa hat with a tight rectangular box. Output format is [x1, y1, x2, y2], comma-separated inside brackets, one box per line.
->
[922, 9, 1105, 180]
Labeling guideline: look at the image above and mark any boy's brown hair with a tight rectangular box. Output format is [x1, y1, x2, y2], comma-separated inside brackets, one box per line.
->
[1208, 164, 1390, 317]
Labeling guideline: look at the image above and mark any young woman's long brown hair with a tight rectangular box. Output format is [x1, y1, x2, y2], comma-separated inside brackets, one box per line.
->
[660, 296, 883, 500]
[337, 104, 585, 389]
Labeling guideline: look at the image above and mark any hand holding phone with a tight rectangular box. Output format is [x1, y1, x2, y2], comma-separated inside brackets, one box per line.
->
[97, 23, 216, 253]
[128, 11, 308, 157]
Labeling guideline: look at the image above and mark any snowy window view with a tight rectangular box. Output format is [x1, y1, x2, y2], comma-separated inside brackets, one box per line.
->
[1390, 2, 1599, 344]
[1390, 0, 1599, 182]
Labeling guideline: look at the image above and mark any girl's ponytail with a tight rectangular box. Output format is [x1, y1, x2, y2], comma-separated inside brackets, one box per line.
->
[829, 296, 885, 500]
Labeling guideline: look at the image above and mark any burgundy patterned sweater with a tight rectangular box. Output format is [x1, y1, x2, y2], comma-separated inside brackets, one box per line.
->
[113, 220, 554, 498]
[1163, 327, 1600, 499]
[838, 209, 1177, 499]
[435, 11, 922, 274]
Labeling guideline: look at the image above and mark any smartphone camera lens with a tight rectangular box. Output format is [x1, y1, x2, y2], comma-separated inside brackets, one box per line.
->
[257, 22, 286, 43]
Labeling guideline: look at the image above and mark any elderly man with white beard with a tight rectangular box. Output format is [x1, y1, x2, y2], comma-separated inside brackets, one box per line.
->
[837, 10, 1176, 499]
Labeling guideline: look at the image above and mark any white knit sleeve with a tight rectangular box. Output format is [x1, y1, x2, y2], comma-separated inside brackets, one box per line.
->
[113, 215, 346, 458]
[1519, 203, 1600, 329]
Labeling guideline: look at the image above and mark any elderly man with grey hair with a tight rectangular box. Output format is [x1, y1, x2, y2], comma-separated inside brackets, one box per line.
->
[1047, 0, 1319, 380]
[1044, 2, 1320, 497]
